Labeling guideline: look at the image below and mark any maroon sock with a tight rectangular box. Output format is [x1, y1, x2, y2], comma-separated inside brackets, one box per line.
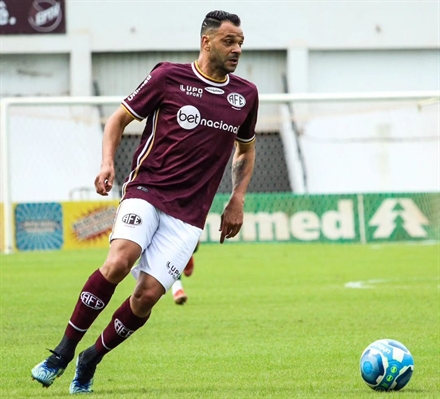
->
[95, 297, 150, 356]
[65, 269, 117, 342]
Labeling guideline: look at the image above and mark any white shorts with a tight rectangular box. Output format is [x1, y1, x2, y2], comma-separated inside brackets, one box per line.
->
[110, 198, 202, 291]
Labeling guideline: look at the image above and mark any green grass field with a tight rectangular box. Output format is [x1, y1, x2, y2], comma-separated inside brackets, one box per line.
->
[0, 243, 438, 398]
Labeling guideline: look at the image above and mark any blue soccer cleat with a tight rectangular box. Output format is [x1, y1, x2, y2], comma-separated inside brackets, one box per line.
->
[69, 352, 96, 394]
[31, 350, 67, 387]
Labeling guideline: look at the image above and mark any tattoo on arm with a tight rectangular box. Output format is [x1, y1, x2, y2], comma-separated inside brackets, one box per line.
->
[232, 159, 246, 190]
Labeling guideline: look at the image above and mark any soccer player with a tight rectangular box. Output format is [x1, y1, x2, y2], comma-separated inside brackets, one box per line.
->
[31, 10, 258, 394]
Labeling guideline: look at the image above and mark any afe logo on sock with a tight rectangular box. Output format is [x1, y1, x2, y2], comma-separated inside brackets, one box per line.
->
[81, 292, 105, 310]
[114, 319, 134, 339]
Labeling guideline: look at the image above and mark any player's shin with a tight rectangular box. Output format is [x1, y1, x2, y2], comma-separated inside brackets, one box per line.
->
[56, 269, 117, 361]
[89, 296, 150, 362]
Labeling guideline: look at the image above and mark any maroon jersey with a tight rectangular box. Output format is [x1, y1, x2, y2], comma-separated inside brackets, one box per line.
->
[120, 61, 259, 229]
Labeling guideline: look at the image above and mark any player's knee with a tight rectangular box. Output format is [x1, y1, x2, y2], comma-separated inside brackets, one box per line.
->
[100, 254, 133, 283]
[100, 240, 141, 282]
[131, 288, 161, 314]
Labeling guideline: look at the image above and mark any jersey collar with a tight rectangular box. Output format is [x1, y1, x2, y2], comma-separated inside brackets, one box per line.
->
[192, 61, 230, 87]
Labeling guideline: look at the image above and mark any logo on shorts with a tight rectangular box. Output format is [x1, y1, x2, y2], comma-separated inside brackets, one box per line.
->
[81, 292, 105, 310]
[166, 261, 181, 280]
[114, 318, 134, 338]
[122, 213, 142, 225]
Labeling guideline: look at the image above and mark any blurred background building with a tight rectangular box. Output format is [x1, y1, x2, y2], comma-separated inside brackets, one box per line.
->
[1, 0, 439, 199]
[1, 0, 439, 251]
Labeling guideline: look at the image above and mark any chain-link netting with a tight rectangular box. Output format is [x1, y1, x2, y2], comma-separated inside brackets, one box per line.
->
[114, 132, 291, 194]
[1, 98, 438, 250]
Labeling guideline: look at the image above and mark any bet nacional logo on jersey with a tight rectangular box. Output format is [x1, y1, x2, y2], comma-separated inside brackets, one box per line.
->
[176, 105, 240, 133]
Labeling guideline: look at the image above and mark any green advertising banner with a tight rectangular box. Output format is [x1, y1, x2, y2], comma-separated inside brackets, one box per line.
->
[202, 192, 439, 244]
[205, 193, 361, 243]
[362, 193, 439, 243]
[7, 192, 439, 250]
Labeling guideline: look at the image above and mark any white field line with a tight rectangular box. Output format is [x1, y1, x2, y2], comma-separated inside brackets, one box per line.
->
[345, 277, 439, 289]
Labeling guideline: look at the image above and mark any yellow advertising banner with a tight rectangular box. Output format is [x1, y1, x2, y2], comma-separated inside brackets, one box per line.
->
[62, 201, 119, 250]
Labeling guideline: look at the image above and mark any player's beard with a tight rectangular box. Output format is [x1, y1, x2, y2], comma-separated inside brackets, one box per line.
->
[210, 51, 239, 76]
[224, 56, 239, 73]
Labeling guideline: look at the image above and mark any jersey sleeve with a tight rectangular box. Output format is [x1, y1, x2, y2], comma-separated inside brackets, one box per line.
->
[236, 89, 259, 144]
[121, 63, 167, 121]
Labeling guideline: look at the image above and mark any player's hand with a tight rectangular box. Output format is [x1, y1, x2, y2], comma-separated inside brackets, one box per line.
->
[94, 165, 114, 196]
[219, 196, 244, 244]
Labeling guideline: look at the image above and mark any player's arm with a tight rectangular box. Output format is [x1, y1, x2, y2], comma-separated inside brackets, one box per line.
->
[219, 139, 256, 243]
[94, 106, 135, 196]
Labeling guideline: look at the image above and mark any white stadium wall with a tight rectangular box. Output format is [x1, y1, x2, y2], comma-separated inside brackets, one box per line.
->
[2, 1, 438, 96]
[1, 1, 439, 202]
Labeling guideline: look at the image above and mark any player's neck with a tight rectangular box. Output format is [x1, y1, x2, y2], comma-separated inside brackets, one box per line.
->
[195, 60, 228, 83]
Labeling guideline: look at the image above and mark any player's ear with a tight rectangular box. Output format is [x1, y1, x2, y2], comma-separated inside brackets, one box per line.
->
[201, 35, 211, 51]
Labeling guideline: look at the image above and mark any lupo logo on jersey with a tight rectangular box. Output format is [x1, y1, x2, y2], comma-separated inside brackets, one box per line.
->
[177, 105, 240, 134]
[180, 85, 203, 98]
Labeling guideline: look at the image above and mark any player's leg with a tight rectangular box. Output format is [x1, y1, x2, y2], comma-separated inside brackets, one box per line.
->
[183, 241, 199, 277]
[173, 240, 199, 304]
[70, 272, 162, 394]
[183, 255, 195, 277]
[69, 210, 201, 393]
[31, 239, 141, 388]
[172, 275, 188, 305]
[31, 199, 153, 388]
[174, 240, 200, 304]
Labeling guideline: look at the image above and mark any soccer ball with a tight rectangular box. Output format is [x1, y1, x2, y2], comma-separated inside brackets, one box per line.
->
[360, 339, 414, 391]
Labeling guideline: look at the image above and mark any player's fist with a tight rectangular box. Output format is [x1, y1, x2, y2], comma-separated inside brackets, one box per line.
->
[94, 166, 114, 196]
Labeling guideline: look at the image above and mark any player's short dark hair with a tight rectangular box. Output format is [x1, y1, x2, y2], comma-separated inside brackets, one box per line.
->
[200, 10, 241, 36]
